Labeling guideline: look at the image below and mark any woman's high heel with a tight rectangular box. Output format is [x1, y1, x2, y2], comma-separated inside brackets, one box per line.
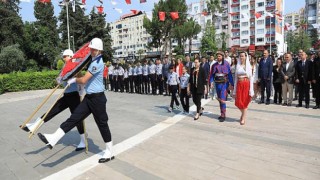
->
[200, 107, 204, 116]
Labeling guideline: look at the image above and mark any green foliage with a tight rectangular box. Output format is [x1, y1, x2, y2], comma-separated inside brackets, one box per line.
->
[24, 59, 39, 72]
[56, 59, 64, 70]
[206, 0, 222, 25]
[310, 29, 319, 47]
[175, 55, 185, 61]
[0, 44, 26, 73]
[217, 32, 229, 51]
[200, 23, 218, 55]
[0, 1, 24, 49]
[0, 70, 59, 94]
[287, 31, 312, 53]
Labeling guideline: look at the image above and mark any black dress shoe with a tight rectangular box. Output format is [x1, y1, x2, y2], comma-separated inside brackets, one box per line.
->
[218, 116, 225, 122]
[282, 103, 287, 106]
[296, 104, 302, 107]
[258, 101, 264, 104]
[287, 103, 292, 107]
[266, 101, 270, 105]
[305, 104, 309, 109]
[20, 125, 30, 132]
[98, 156, 115, 163]
[37, 133, 53, 149]
[75, 147, 85, 151]
[313, 105, 319, 109]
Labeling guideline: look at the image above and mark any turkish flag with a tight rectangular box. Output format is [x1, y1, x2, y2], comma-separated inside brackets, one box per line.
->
[131, 9, 138, 14]
[201, 11, 208, 16]
[159, 11, 165, 21]
[82, 0, 86, 4]
[97, 5, 104, 14]
[255, 12, 261, 19]
[170, 12, 179, 20]
[125, 0, 131, 4]
[38, 0, 51, 3]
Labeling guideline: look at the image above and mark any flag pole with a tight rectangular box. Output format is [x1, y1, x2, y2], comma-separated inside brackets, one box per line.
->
[66, 0, 71, 50]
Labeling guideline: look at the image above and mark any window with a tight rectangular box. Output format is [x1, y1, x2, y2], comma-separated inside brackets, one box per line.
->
[241, 39, 249, 44]
[241, 22, 249, 26]
[257, 2, 264, 7]
[250, 30, 255, 35]
[241, 5, 248, 10]
[241, 30, 249, 35]
[257, 38, 264, 42]
[257, 29, 264, 34]
[233, 32, 240, 37]
[232, 15, 240, 20]
[257, 20, 264, 25]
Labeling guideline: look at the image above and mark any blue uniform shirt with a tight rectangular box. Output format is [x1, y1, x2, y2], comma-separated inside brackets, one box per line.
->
[86, 55, 105, 94]
[149, 64, 156, 74]
[167, 72, 180, 85]
[156, 64, 163, 75]
[63, 81, 78, 93]
[180, 73, 190, 89]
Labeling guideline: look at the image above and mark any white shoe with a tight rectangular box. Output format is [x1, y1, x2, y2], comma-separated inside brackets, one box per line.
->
[99, 141, 115, 163]
[38, 128, 65, 149]
[75, 133, 86, 151]
[25, 117, 43, 133]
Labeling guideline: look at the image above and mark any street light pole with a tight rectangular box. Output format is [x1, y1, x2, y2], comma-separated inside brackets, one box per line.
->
[71, 35, 75, 52]
[66, 0, 70, 50]
[270, 19, 272, 55]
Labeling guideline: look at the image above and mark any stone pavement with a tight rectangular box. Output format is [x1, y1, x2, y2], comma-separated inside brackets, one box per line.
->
[1, 90, 320, 180]
[55, 95, 320, 179]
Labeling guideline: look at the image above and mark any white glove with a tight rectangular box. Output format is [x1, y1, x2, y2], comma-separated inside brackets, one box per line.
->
[67, 77, 76, 85]
[56, 77, 62, 85]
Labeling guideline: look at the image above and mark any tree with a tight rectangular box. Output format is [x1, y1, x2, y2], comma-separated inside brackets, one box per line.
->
[0, 44, 25, 73]
[206, 0, 222, 26]
[143, 0, 188, 58]
[217, 32, 229, 51]
[185, 18, 201, 55]
[58, 0, 89, 50]
[200, 23, 217, 55]
[310, 29, 319, 47]
[0, 0, 23, 49]
[137, 49, 144, 60]
[83, 7, 113, 61]
[286, 30, 311, 53]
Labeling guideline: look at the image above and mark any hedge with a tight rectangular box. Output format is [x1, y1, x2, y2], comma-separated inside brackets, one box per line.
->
[0, 70, 60, 94]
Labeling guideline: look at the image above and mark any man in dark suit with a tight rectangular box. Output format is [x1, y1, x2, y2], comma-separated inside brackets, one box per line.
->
[313, 51, 320, 109]
[295, 52, 314, 108]
[258, 50, 273, 105]
[281, 53, 295, 106]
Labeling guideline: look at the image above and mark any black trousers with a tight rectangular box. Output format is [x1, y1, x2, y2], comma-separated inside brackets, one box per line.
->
[163, 76, 169, 95]
[135, 75, 143, 94]
[118, 75, 124, 92]
[109, 75, 114, 91]
[273, 83, 282, 104]
[180, 88, 189, 112]
[129, 75, 134, 93]
[260, 79, 271, 102]
[124, 77, 129, 92]
[142, 75, 150, 94]
[149, 74, 156, 95]
[156, 74, 163, 95]
[61, 92, 111, 143]
[169, 85, 180, 108]
[113, 76, 118, 92]
[298, 81, 310, 105]
[315, 81, 320, 106]
[42, 92, 84, 134]
[103, 77, 108, 90]
[192, 90, 203, 113]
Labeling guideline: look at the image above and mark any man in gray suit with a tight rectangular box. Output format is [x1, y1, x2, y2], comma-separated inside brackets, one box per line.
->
[281, 53, 295, 106]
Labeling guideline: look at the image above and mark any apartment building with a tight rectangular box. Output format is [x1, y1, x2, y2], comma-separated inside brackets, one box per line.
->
[305, 0, 320, 36]
[110, 11, 151, 59]
[229, 0, 285, 55]
[285, 8, 305, 29]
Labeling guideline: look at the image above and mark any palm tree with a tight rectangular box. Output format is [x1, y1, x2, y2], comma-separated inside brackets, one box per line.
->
[217, 32, 229, 51]
[206, 0, 222, 26]
[185, 18, 201, 55]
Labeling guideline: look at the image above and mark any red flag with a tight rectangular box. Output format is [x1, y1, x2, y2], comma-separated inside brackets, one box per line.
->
[38, 0, 51, 3]
[72, 43, 90, 59]
[82, 0, 86, 4]
[201, 11, 208, 16]
[229, 12, 237, 16]
[125, 0, 131, 4]
[140, 0, 146, 3]
[97, 5, 104, 14]
[131, 9, 138, 14]
[255, 12, 261, 19]
[170, 12, 179, 20]
[61, 61, 80, 77]
[159, 11, 165, 21]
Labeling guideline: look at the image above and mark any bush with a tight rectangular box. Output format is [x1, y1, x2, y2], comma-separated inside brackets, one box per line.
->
[0, 44, 26, 73]
[0, 70, 59, 94]
[24, 59, 39, 72]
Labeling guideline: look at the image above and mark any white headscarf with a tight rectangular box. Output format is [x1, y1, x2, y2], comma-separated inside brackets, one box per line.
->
[236, 52, 252, 78]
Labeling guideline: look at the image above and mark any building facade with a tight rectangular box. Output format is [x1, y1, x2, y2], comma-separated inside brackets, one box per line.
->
[284, 8, 305, 30]
[229, 0, 285, 55]
[110, 11, 151, 60]
[305, 0, 320, 36]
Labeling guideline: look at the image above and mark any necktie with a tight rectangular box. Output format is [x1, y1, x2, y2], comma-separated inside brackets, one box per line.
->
[302, 62, 305, 67]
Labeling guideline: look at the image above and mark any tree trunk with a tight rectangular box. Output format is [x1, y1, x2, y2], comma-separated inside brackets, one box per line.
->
[189, 37, 192, 56]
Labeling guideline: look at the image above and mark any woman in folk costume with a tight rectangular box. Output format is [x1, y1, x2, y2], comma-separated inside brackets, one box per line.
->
[233, 52, 254, 125]
[209, 51, 234, 122]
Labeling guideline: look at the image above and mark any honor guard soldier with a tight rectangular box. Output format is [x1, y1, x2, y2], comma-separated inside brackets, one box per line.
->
[22, 49, 86, 151]
[113, 64, 119, 92]
[136, 62, 143, 94]
[123, 67, 129, 93]
[108, 63, 114, 91]
[155, 59, 163, 95]
[118, 64, 125, 92]
[38, 38, 114, 163]
[128, 63, 134, 93]
[149, 60, 157, 95]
